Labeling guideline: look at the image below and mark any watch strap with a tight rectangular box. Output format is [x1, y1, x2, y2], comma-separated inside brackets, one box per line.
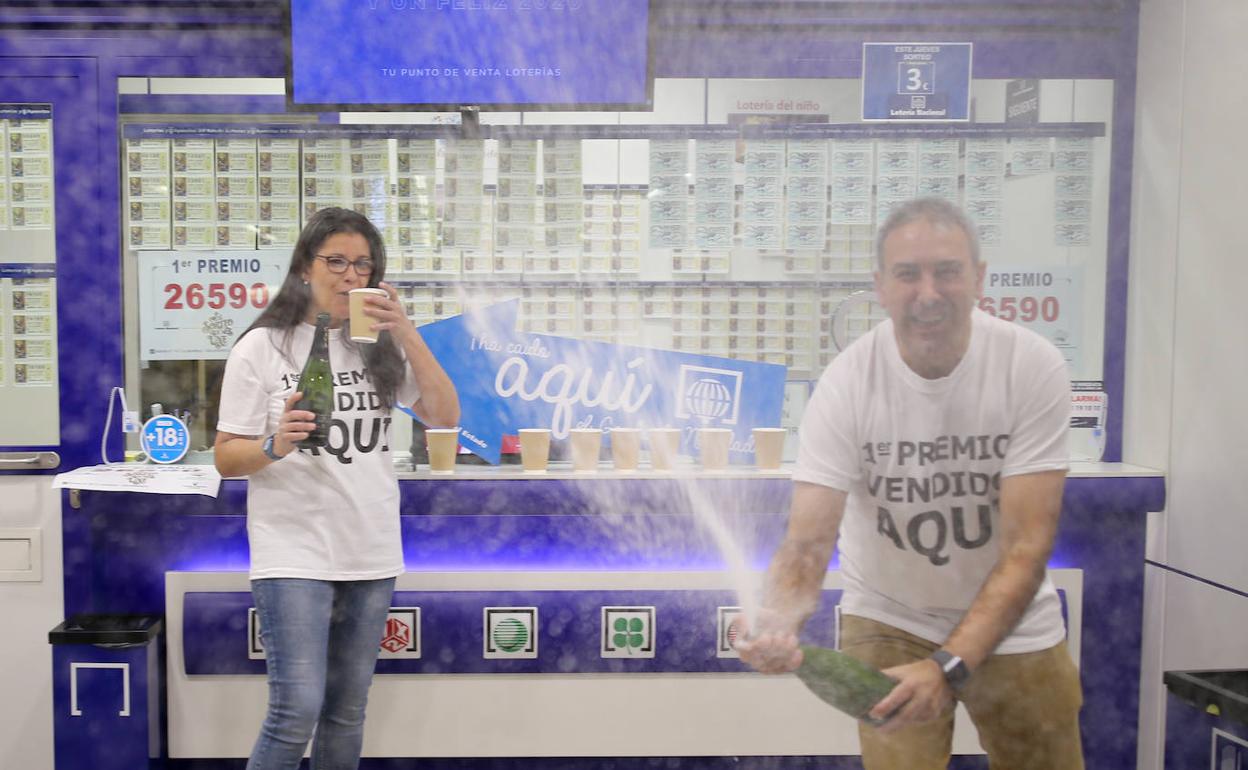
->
[930, 649, 970, 690]
[261, 434, 283, 461]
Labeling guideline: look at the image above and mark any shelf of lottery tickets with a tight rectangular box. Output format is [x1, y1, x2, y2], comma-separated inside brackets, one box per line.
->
[121, 122, 1102, 453]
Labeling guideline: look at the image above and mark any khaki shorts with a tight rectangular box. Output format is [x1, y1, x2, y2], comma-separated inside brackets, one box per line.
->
[839, 614, 1085, 770]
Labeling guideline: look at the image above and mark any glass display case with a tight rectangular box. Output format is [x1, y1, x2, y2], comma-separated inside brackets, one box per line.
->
[119, 76, 1114, 461]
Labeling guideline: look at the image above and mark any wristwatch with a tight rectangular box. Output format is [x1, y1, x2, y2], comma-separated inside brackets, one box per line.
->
[930, 649, 971, 691]
[261, 434, 284, 461]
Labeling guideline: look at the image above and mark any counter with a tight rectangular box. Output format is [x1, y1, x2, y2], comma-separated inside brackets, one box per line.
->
[60, 462, 1164, 768]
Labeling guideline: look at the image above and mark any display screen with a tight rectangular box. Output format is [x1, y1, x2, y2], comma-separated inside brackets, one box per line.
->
[287, 0, 653, 110]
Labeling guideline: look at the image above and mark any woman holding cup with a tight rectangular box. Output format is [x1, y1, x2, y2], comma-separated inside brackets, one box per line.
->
[213, 207, 458, 770]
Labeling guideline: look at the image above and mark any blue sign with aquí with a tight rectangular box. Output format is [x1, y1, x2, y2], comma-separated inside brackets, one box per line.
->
[415, 300, 787, 464]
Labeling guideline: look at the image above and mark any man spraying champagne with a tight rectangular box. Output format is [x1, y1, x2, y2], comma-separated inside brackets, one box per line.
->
[736, 198, 1083, 770]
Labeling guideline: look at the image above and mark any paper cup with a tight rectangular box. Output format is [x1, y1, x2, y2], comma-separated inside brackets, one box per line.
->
[752, 427, 787, 470]
[647, 428, 682, 471]
[610, 428, 641, 471]
[570, 428, 603, 472]
[349, 287, 387, 343]
[698, 428, 733, 471]
[519, 429, 551, 473]
[425, 428, 459, 474]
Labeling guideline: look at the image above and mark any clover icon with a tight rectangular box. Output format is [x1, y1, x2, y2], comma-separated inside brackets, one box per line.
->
[612, 616, 645, 654]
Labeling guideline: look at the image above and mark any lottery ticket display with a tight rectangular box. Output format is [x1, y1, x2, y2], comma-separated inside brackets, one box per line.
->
[119, 125, 1104, 381]
[1, 104, 59, 446]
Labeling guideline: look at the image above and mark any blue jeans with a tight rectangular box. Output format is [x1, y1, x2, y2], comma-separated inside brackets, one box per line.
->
[248, 577, 396, 770]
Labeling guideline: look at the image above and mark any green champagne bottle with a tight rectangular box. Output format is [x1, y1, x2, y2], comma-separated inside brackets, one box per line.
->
[294, 312, 334, 450]
[796, 644, 897, 725]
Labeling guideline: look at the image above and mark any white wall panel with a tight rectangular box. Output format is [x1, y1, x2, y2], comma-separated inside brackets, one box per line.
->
[1164, 1, 1248, 593]
[1132, 2, 1248, 767]
[0, 477, 63, 770]
[1162, 570, 1248, 671]
[1127, 0, 1184, 566]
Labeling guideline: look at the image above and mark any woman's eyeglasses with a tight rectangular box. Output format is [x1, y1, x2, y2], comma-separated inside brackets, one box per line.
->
[315, 254, 375, 276]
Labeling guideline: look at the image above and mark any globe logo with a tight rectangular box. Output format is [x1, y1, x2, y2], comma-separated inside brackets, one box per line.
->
[491, 618, 529, 653]
[684, 378, 733, 422]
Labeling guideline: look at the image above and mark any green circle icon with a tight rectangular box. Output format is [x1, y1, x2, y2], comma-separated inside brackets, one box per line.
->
[492, 618, 528, 652]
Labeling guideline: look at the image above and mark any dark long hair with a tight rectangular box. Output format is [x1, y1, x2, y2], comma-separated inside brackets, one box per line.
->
[241, 207, 406, 409]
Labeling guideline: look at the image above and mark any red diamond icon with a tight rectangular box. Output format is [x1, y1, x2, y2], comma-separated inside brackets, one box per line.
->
[380, 617, 411, 653]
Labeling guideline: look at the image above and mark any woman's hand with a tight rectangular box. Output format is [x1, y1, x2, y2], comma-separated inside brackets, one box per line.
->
[272, 391, 316, 458]
[362, 281, 416, 342]
[214, 390, 317, 477]
[371, 279, 461, 429]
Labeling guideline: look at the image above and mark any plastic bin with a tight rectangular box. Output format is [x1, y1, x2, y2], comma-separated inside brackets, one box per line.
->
[1164, 670, 1248, 769]
[49, 614, 164, 770]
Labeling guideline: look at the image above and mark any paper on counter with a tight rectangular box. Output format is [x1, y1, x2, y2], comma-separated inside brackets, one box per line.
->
[53, 463, 222, 497]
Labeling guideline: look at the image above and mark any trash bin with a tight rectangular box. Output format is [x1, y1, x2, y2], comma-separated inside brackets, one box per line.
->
[1164, 670, 1248, 769]
[49, 614, 164, 770]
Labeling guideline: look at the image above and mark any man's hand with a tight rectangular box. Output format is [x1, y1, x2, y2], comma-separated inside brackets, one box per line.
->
[732, 609, 804, 674]
[738, 482, 847, 675]
[866, 658, 955, 731]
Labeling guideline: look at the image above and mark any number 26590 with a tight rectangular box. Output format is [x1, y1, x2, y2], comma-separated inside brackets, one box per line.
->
[163, 282, 270, 310]
[978, 295, 1059, 323]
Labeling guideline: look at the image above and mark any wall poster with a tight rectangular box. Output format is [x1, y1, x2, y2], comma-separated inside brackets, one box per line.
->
[137, 249, 288, 361]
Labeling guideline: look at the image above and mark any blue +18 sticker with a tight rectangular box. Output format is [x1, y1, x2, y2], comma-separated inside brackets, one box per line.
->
[141, 414, 190, 464]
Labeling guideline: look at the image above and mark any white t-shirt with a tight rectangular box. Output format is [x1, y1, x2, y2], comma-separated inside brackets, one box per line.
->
[217, 323, 420, 581]
[793, 309, 1070, 654]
